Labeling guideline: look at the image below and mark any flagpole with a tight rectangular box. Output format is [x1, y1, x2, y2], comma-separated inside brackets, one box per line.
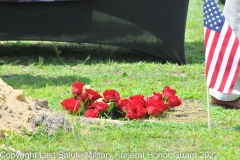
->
[206, 87, 211, 130]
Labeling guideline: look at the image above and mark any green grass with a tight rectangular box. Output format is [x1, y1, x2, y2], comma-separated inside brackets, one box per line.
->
[1, 1, 240, 159]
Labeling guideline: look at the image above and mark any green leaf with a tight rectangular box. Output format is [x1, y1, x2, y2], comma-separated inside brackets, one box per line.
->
[80, 101, 86, 114]
[106, 102, 114, 114]
[118, 117, 126, 121]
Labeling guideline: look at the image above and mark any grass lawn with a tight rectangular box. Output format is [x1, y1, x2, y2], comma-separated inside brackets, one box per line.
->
[0, 0, 240, 159]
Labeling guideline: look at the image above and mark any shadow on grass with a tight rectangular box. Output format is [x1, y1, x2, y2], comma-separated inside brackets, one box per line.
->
[0, 42, 166, 65]
[0, 41, 205, 65]
[232, 125, 240, 131]
[1, 74, 90, 89]
[184, 41, 204, 64]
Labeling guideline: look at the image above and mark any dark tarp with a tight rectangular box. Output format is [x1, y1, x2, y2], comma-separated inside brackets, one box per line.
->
[0, 0, 189, 64]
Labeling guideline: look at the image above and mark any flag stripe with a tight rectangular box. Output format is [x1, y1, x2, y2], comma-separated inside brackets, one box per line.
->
[204, 27, 211, 53]
[208, 24, 231, 88]
[223, 45, 240, 93]
[228, 58, 240, 93]
[218, 37, 238, 91]
[214, 31, 236, 90]
[206, 30, 220, 86]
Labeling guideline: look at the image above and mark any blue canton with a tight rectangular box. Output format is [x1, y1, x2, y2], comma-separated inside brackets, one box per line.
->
[203, 0, 225, 33]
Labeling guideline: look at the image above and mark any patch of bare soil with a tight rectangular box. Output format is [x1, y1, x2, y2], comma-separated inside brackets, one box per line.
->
[167, 99, 207, 122]
[0, 78, 207, 138]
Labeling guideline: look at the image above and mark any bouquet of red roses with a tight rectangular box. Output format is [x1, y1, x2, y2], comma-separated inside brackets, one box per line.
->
[60, 82, 182, 120]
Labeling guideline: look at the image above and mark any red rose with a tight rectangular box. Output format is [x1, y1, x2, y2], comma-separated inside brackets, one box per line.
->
[152, 92, 163, 100]
[71, 82, 84, 95]
[162, 86, 176, 97]
[80, 89, 102, 101]
[87, 104, 95, 110]
[61, 98, 81, 113]
[146, 99, 168, 117]
[128, 95, 146, 108]
[167, 95, 182, 107]
[147, 105, 162, 117]
[85, 109, 99, 118]
[146, 92, 163, 103]
[116, 98, 130, 112]
[126, 103, 147, 120]
[91, 101, 109, 112]
[103, 89, 121, 103]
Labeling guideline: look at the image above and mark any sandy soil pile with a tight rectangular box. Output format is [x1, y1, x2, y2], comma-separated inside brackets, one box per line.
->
[0, 78, 71, 135]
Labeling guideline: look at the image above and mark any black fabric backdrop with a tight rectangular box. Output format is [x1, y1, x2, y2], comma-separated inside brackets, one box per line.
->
[0, 0, 189, 64]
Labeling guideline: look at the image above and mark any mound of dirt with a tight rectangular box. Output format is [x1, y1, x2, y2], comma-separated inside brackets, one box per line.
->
[0, 78, 71, 135]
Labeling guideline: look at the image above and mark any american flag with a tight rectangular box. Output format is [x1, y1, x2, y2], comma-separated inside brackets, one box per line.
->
[204, 0, 240, 93]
